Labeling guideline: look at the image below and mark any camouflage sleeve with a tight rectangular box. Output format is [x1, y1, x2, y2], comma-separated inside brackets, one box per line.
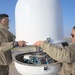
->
[41, 41, 71, 63]
[9, 31, 16, 42]
[0, 31, 14, 52]
[68, 42, 75, 62]
[0, 33, 4, 43]
[0, 42, 14, 52]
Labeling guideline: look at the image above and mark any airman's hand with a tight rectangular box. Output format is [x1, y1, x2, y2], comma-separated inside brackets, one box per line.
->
[17, 41, 28, 47]
[34, 41, 43, 47]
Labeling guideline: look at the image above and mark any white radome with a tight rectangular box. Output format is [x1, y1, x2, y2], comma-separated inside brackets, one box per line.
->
[14, 0, 63, 75]
[15, 0, 64, 45]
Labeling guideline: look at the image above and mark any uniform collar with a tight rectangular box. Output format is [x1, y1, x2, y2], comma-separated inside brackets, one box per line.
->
[0, 23, 9, 30]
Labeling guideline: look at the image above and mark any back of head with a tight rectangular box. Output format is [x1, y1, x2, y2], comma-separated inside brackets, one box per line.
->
[73, 26, 75, 30]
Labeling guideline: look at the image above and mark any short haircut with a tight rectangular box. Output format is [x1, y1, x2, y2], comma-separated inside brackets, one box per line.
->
[73, 26, 75, 29]
[0, 14, 9, 20]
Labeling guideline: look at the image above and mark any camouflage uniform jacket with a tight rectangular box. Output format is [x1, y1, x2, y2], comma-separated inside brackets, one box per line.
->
[41, 41, 75, 75]
[0, 27, 15, 65]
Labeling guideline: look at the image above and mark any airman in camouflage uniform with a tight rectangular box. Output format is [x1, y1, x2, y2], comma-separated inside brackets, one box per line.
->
[0, 14, 27, 75]
[34, 26, 75, 75]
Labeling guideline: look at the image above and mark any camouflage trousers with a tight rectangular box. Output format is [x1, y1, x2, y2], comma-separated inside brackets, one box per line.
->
[0, 65, 9, 75]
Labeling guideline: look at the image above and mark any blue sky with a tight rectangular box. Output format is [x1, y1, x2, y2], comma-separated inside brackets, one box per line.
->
[0, 0, 75, 37]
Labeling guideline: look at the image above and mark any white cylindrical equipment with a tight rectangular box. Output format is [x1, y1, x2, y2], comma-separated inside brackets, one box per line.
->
[13, 51, 61, 75]
[15, 0, 64, 45]
[14, 61, 61, 75]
